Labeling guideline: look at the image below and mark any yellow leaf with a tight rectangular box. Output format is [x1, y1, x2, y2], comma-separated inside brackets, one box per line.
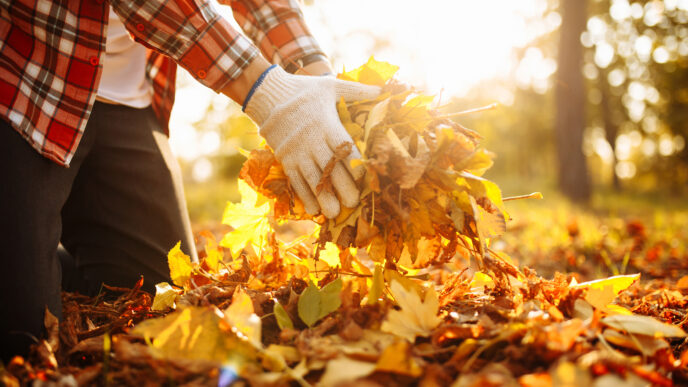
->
[394, 94, 435, 131]
[384, 270, 424, 295]
[220, 180, 271, 257]
[470, 272, 495, 289]
[338, 97, 365, 141]
[604, 304, 633, 315]
[381, 280, 441, 342]
[549, 362, 592, 387]
[202, 231, 223, 273]
[167, 241, 192, 288]
[461, 149, 495, 177]
[572, 273, 640, 294]
[319, 242, 341, 267]
[151, 282, 179, 311]
[572, 273, 640, 312]
[225, 287, 262, 347]
[366, 264, 384, 305]
[132, 306, 255, 364]
[375, 341, 422, 377]
[338, 56, 399, 86]
[583, 286, 618, 312]
[461, 172, 508, 220]
[305, 257, 331, 282]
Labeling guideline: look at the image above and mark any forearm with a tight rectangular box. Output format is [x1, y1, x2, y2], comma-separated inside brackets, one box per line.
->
[220, 56, 271, 106]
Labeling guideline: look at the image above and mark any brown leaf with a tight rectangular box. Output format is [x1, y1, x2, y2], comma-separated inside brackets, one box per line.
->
[239, 148, 276, 189]
[316, 142, 354, 195]
[44, 307, 60, 352]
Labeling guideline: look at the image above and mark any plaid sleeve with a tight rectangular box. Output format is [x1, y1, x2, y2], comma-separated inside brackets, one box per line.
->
[109, 0, 259, 93]
[227, 0, 326, 67]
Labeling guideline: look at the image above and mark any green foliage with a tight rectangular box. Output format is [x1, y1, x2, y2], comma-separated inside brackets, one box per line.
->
[297, 279, 343, 327]
[273, 303, 294, 330]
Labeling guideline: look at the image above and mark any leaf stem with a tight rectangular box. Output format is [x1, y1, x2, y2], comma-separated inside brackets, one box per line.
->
[382, 103, 499, 129]
[502, 192, 543, 202]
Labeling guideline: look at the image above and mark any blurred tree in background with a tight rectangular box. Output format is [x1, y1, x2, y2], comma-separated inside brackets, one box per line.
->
[556, 0, 591, 201]
[584, 0, 688, 192]
[452, 0, 688, 197]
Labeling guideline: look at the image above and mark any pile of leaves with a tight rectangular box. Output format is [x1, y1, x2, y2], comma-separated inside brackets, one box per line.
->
[3, 59, 688, 387]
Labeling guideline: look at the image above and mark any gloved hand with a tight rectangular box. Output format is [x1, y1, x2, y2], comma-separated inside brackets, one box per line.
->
[244, 65, 380, 218]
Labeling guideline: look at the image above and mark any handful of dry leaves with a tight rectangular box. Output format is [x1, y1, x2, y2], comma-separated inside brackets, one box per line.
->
[240, 57, 521, 270]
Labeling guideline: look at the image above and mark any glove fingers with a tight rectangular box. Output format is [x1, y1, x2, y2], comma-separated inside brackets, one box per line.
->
[343, 143, 366, 181]
[300, 162, 341, 218]
[312, 148, 360, 209]
[284, 167, 320, 216]
[334, 79, 381, 102]
[331, 163, 361, 208]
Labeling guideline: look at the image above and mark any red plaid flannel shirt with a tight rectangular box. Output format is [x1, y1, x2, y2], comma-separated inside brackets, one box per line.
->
[0, 0, 324, 166]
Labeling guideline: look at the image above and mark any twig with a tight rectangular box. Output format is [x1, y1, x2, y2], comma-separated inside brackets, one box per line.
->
[502, 192, 543, 202]
[382, 103, 498, 129]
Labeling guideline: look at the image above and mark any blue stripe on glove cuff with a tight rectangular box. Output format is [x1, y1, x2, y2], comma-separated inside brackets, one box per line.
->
[242, 64, 278, 112]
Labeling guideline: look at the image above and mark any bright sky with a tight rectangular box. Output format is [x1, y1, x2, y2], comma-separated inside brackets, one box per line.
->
[169, 0, 560, 179]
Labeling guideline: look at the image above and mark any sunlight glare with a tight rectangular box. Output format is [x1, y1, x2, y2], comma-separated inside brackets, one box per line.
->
[304, 0, 555, 97]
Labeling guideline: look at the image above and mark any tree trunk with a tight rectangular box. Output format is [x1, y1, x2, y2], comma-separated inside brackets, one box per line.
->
[598, 66, 621, 190]
[555, 0, 591, 202]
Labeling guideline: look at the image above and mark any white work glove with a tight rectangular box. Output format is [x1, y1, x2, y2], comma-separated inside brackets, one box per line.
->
[244, 66, 380, 218]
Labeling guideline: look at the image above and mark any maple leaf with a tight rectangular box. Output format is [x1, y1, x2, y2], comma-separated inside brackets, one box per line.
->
[381, 280, 441, 342]
[167, 241, 192, 288]
[220, 180, 271, 258]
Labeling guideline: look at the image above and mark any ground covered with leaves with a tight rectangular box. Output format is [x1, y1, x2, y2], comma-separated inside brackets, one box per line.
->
[3, 59, 688, 387]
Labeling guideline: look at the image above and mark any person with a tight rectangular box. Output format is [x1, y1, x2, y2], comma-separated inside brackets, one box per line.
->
[0, 0, 379, 361]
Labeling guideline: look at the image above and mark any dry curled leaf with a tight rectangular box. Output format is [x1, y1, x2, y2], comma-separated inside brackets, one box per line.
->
[316, 142, 353, 195]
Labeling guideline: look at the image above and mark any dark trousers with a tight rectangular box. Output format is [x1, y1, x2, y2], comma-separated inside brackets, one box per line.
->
[0, 102, 197, 361]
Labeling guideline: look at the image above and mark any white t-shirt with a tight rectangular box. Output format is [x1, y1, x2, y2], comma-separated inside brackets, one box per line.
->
[96, 7, 153, 108]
